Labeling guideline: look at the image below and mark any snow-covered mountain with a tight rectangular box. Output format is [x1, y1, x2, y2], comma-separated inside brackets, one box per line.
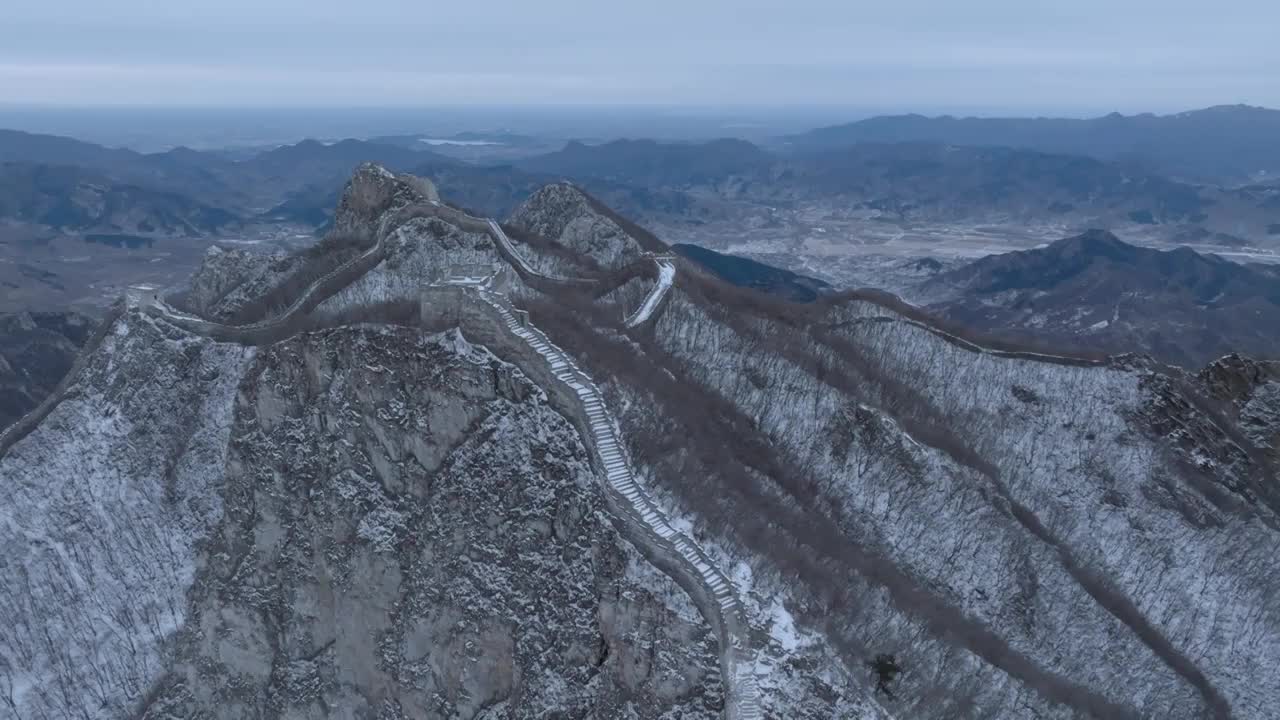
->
[2, 164, 1277, 719]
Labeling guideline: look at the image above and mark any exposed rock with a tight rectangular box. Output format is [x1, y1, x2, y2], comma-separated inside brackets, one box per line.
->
[508, 183, 646, 268]
[142, 327, 722, 718]
[185, 245, 278, 316]
[1, 310, 255, 718]
[1199, 353, 1280, 456]
[332, 163, 439, 238]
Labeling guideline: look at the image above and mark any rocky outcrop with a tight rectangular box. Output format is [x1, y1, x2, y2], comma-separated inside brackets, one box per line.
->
[140, 327, 722, 718]
[1199, 353, 1280, 457]
[332, 163, 440, 238]
[184, 245, 281, 317]
[508, 183, 646, 269]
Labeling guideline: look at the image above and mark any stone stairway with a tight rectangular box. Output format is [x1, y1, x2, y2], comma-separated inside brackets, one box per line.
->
[625, 257, 676, 328]
[474, 287, 764, 720]
[486, 220, 594, 286]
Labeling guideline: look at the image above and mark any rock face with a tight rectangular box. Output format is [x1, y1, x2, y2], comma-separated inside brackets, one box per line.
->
[0, 312, 721, 718]
[1, 311, 255, 717]
[142, 327, 721, 718]
[332, 163, 440, 238]
[184, 245, 280, 316]
[1199, 353, 1280, 458]
[508, 183, 647, 268]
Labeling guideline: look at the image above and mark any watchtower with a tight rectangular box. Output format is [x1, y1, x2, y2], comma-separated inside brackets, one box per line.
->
[125, 284, 162, 310]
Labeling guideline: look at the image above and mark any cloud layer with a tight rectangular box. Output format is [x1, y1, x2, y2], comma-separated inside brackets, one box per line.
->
[2, 0, 1276, 110]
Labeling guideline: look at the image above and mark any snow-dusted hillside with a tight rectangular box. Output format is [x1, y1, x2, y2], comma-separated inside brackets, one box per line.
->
[508, 183, 651, 269]
[3, 163, 1277, 719]
[1, 311, 255, 716]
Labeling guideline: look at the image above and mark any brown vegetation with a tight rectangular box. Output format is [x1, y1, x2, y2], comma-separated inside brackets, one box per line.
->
[224, 232, 375, 325]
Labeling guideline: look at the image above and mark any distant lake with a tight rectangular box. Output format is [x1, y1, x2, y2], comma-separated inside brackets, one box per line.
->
[418, 138, 500, 146]
[84, 234, 154, 250]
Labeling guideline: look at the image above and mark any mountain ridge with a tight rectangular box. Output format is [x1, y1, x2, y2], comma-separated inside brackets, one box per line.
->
[512, 136, 1280, 240]
[786, 105, 1280, 182]
[920, 230, 1280, 366]
[0, 162, 241, 237]
[3, 164, 1279, 718]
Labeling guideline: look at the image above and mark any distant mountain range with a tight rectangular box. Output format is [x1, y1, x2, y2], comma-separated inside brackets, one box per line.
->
[0, 130, 459, 218]
[519, 138, 775, 188]
[514, 136, 1280, 243]
[678, 228, 1280, 367]
[6, 106, 1280, 246]
[920, 230, 1280, 366]
[0, 163, 240, 237]
[4, 108, 1280, 342]
[786, 105, 1280, 183]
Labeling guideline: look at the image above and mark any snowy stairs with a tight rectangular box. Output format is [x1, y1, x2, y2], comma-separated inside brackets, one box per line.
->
[474, 288, 763, 720]
[486, 219, 538, 278]
[624, 257, 676, 328]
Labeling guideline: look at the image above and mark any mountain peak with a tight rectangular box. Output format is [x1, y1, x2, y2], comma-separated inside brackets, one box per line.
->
[925, 229, 1280, 365]
[1048, 229, 1138, 261]
[508, 182, 664, 267]
[331, 162, 439, 236]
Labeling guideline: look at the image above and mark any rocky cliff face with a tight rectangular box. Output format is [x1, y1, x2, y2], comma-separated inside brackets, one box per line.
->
[1198, 353, 1280, 460]
[508, 183, 647, 269]
[2, 310, 255, 717]
[141, 327, 722, 718]
[4, 164, 1277, 719]
[184, 245, 283, 317]
[1, 317, 723, 719]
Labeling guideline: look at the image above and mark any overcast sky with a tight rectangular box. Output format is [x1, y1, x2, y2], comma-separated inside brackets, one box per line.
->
[2, 0, 1277, 113]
